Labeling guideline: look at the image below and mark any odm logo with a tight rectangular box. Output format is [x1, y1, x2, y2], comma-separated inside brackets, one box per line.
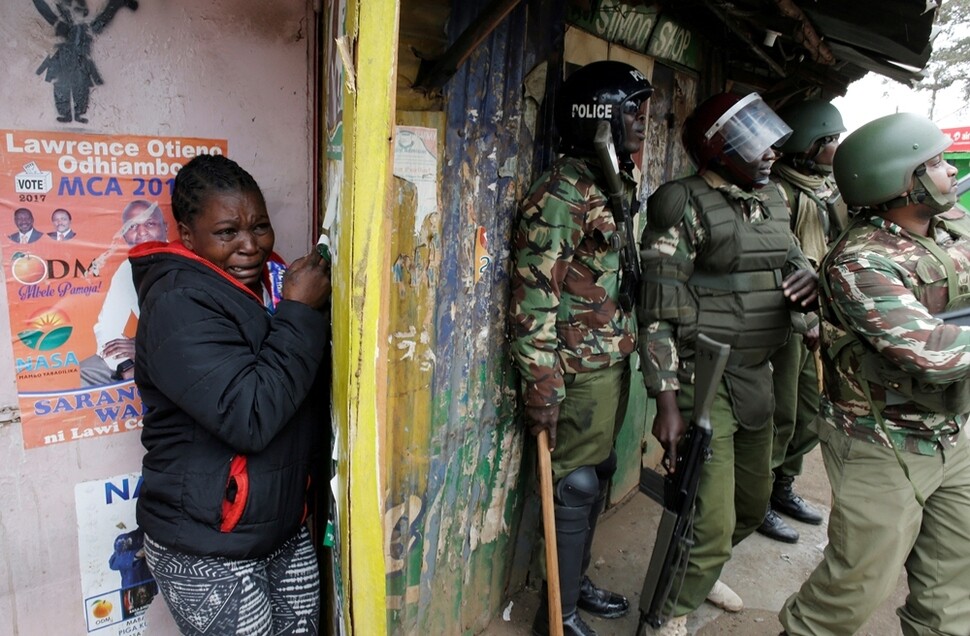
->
[91, 599, 113, 619]
[17, 307, 73, 351]
[10, 252, 47, 285]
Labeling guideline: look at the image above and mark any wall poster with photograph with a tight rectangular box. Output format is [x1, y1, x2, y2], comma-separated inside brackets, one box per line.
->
[76, 472, 155, 635]
[0, 129, 227, 449]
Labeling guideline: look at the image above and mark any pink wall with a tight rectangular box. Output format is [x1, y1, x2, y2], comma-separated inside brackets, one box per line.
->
[0, 1, 315, 633]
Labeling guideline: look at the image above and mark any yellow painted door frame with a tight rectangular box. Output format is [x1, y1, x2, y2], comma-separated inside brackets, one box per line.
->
[332, 1, 399, 634]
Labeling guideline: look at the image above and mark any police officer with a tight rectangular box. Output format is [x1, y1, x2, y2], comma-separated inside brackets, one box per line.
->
[757, 100, 847, 543]
[638, 92, 818, 636]
[780, 113, 970, 635]
[509, 60, 652, 636]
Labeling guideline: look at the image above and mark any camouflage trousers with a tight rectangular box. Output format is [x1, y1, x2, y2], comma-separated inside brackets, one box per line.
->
[550, 358, 631, 481]
[780, 424, 970, 636]
[671, 378, 774, 617]
[770, 335, 820, 478]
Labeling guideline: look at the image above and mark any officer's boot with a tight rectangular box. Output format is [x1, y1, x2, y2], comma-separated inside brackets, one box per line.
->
[757, 504, 799, 543]
[577, 453, 629, 619]
[531, 504, 596, 636]
[533, 582, 597, 636]
[532, 467, 599, 636]
[770, 473, 823, 525]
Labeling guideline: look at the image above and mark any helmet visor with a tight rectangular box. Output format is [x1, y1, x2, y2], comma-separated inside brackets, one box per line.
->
[706, 93, 793, 162]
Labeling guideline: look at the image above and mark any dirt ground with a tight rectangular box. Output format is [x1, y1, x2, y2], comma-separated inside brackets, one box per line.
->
[479, 447, 908, 636]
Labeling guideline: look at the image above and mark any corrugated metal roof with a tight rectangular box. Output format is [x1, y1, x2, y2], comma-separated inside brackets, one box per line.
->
[644, 0, 941, 98]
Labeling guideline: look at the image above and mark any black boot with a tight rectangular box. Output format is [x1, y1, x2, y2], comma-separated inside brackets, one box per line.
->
[771, 475, 824, 525]
[533, 495, 595, 635]
[757, 506, 799, 543]
[532, 591, 598, 636]
[575, 453, 628, 618]
[578, 575, 630, 618]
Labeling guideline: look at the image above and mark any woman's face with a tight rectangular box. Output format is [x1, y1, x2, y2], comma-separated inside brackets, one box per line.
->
[179, 190, 275, 293]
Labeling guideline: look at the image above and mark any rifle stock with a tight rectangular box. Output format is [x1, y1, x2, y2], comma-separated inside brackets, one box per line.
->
[637, 333, 730, 631]
[592, 120, 642, 312]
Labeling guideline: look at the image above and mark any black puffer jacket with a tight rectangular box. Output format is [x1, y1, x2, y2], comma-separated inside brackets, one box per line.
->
[131, 241, 329, 558]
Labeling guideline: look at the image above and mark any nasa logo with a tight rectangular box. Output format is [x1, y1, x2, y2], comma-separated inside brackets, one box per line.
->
[17, 307, 73, 351]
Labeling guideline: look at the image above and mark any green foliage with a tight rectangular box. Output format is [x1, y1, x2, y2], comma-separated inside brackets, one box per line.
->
[917, 0, 970, 115]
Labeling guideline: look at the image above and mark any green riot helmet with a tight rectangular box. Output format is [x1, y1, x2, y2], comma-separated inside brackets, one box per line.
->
[555, 61, 653, 159]
[834, 112, 954, 212]
[776, 100, 845, 174]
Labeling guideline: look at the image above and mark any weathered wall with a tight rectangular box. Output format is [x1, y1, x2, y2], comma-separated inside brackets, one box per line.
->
[0, 1, 315, 634]
[383, 2, 567, 634]
[384, 2, 707, 633]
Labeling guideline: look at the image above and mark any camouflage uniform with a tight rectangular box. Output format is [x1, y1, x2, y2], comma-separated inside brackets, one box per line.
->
[509, 154, 636, 479]
[639, 170, 812, 616]
[768, 165, 847, 485]
[780, 209, 970, 636]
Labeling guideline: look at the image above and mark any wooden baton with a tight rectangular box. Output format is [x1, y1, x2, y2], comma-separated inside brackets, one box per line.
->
[538, 430, 564, 636]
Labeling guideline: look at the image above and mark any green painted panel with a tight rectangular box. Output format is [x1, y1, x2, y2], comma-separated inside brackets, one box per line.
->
[567, 0, 661, 54]
[610, 353, 658, 506]
[566, 1, 702, 71]
[646, 16, 702, 71]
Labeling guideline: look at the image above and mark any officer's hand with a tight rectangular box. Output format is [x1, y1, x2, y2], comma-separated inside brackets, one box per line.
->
[283, 249, 332, 309]
[803, 324, 820, 351]
[525, 404, 560, 450]
[652, 391, 686, 474]
[782, 269, 819, 310]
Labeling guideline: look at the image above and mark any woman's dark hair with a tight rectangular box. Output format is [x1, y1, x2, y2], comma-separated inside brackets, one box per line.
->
[171, 154, 265, 225]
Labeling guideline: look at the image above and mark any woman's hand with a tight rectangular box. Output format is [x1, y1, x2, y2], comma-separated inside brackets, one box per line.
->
[283, 249, 331, 309]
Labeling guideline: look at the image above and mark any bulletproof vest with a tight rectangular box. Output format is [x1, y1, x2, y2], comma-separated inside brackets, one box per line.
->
[824, 213, 970, 415]
[684, 176, 793, 367]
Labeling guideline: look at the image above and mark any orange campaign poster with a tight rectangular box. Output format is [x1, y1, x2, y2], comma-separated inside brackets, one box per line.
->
[0, 130, 228, 449]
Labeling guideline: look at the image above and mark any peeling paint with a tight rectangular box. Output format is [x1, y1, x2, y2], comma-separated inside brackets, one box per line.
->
[384, 2, 567, 634]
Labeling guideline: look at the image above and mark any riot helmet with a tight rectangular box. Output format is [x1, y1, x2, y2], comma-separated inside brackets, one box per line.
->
[555, 61, 653, 158]
[776, 100, 845, 174]
[682, 92, 792, 189]
[834, 112, 954, 212]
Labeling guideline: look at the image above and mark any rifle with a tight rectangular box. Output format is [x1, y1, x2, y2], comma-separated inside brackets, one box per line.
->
[935, 304, 970, 327]
[636, 333, 731, 632]
[592, 120, 642, 313]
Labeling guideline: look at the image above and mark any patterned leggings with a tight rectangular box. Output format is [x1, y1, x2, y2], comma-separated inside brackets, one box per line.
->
[144, 526, 320, 635]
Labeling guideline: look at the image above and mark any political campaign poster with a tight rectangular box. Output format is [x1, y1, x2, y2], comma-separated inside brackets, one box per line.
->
[0, 130, 227, 448]
[75, 472, 156, 636]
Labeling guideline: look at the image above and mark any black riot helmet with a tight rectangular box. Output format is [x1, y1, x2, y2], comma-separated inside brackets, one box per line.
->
[555, 61, 653, 158]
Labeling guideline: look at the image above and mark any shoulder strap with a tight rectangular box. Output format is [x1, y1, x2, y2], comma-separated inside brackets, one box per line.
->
[908, 231, 960, 303]
[778, 180, 799, 227]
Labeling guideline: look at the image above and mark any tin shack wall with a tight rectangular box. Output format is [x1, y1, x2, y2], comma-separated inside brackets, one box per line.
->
[384, 1, 567, 633]
[0, 2, 316, 634]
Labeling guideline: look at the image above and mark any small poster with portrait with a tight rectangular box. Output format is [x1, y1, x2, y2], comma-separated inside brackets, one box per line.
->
[75, 472, 156, 636]
[0, 129, 227, 448]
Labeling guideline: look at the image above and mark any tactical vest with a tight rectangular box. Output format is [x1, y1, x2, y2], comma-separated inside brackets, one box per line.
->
[823, 213, 970, 415]
[685, 176, 793, 367]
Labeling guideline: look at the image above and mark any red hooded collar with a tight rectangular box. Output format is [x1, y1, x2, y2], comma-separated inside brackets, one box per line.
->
[129, 240, 286, 304]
